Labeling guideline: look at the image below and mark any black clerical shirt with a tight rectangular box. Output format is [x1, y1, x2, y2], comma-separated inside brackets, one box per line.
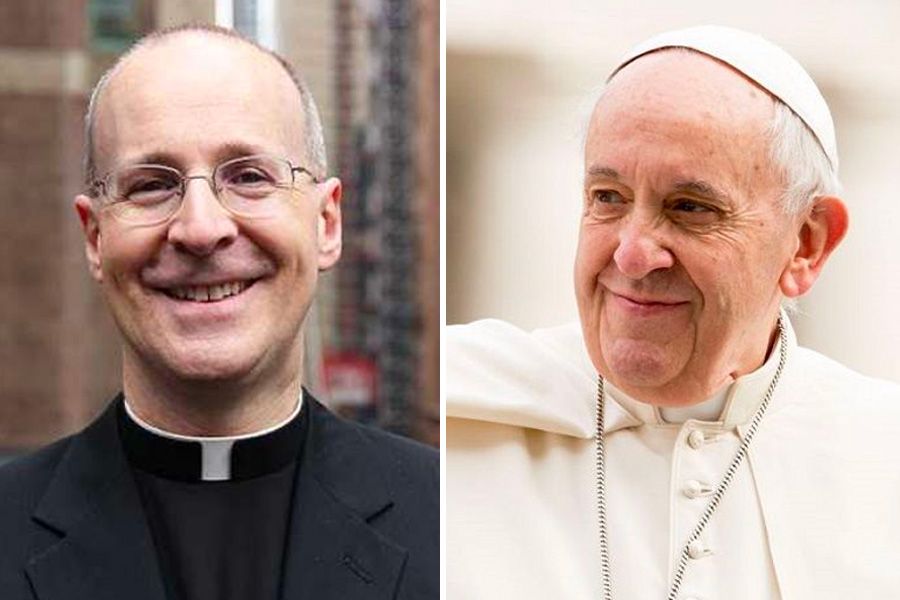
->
[117, 399, 307, 600]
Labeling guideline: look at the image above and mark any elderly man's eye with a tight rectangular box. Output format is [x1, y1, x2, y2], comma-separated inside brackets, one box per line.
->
[592, 190, 625, 204]
[586, 189, 629, 219]
[671, 199, 713, 213]
[668, 199, 722, 226]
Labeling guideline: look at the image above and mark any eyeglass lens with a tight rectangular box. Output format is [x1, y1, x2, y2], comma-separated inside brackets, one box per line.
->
[105, 155, 298, 224]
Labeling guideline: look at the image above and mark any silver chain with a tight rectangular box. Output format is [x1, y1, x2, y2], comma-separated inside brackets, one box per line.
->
[596, 318, 788, 600]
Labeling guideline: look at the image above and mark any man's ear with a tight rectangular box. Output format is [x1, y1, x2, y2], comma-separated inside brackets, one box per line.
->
[74, 194, 104, 282]
[779, 196, 848, 297]
[317, 177, 342, 271]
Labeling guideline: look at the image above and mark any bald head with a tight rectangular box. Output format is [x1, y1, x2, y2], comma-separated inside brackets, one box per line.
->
[84, 25, 326, 186]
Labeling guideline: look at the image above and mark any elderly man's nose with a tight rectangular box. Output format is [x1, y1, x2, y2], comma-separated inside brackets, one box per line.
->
[166, 178, 238, 256]
[613, 223, 674, 279]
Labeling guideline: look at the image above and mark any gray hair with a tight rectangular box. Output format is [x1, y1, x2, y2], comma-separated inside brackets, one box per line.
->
[768, 100, 841, 214]
[766, 102, 842, 312]
[83, 24, 327, 187]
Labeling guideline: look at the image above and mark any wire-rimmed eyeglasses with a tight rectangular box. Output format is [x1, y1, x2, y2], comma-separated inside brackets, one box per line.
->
[89, 154, 321, 226]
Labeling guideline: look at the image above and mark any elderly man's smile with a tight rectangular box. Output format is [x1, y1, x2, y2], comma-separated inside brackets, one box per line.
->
[608, 290, 690, 316]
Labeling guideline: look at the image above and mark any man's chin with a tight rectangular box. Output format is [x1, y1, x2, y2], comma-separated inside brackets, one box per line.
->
[151, 344, 267, 386]
[160, 363, 257, 387]
[602, 340, 687, 395]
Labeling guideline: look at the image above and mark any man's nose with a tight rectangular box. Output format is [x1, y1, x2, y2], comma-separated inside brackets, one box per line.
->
[612, 216, 674, 279]
[166, 177, 238, 256]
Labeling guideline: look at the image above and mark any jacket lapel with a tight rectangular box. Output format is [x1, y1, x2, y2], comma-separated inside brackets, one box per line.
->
[25, 398, 167, 600]
[280, 398, 407, 599]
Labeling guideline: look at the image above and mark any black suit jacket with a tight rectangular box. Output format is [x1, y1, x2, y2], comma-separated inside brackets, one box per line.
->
[0, 394, 438, 599]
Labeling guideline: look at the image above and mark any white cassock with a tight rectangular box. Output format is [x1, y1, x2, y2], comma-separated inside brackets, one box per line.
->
[446, 316, 900, 600]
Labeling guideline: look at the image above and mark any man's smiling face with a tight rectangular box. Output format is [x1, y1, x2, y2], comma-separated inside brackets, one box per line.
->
[575, 50, 801, 406]
[76, 33, 341, 387]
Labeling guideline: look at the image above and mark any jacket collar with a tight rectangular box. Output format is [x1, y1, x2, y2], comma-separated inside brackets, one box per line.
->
[280, 395, 407, 599]
[26, 396, 168, 600]
[25, 392, 406, 600]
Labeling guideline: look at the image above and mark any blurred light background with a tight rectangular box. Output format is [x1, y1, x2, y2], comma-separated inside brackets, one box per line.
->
[448, 0, 900, 384]
[0, 0, 438, 459]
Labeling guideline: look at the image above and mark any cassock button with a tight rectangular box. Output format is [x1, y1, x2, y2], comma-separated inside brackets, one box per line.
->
[687, 539, 712, 560]
[687, 429, 705, 449]
[683, 479, 701, 498]
[683, 479, 713, 499]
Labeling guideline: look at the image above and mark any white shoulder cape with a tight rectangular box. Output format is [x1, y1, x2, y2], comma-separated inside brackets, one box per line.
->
[447, 318, 900, 599]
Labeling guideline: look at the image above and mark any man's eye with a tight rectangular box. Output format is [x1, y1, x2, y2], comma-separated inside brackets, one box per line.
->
[668, 199, 721, 226]
[132, 179, 174, 192]
[228, 168, 275, 186]
[123, 178, 178, 203]
[585, 189, 628, 219]
[671, 199, 712, 213]
[592, 190, 625, 204]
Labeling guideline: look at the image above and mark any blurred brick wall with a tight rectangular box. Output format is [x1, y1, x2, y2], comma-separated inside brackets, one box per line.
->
[0, 0, 121, 451]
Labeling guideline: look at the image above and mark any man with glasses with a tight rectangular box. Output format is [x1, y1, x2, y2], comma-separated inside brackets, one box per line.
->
[0, 25, 437, 600]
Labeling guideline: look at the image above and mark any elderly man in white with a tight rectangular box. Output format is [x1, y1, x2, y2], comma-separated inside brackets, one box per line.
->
[447, 26, 900, 600]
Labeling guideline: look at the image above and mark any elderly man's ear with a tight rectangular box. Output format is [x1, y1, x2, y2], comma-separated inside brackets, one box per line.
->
[779, 197, 849, 298]
[74, 194, 104, 283]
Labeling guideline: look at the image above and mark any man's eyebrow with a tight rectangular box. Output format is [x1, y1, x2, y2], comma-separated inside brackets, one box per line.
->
[213, 141, 272, 162]
[584, 168, 731, 202]
[585, 166, 620, 180]
[672, 179, 730, 202]
[125, 151, 179, 168]
[120, 142, 273, 169]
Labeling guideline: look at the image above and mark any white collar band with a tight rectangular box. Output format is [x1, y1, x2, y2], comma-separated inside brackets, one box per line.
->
[122, 395, 304, 482]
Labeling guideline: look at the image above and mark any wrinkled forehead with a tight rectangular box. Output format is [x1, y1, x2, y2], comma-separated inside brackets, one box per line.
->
[592, 50, 775, 140]
[584, 51, 782, 196]
[605, 25, 837, 170]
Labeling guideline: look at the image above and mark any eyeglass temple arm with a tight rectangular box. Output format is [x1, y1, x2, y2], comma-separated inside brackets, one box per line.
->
[292, 166, 322, 184]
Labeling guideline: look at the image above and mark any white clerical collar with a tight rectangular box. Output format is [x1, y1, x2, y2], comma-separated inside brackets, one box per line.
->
[658, 386, 729, 423]
[123, 395, 303, 481]
[607, 322, 788, 430]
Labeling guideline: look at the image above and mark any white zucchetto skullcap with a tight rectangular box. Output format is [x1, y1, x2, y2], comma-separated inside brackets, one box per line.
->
[609, 25, 838, 171]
